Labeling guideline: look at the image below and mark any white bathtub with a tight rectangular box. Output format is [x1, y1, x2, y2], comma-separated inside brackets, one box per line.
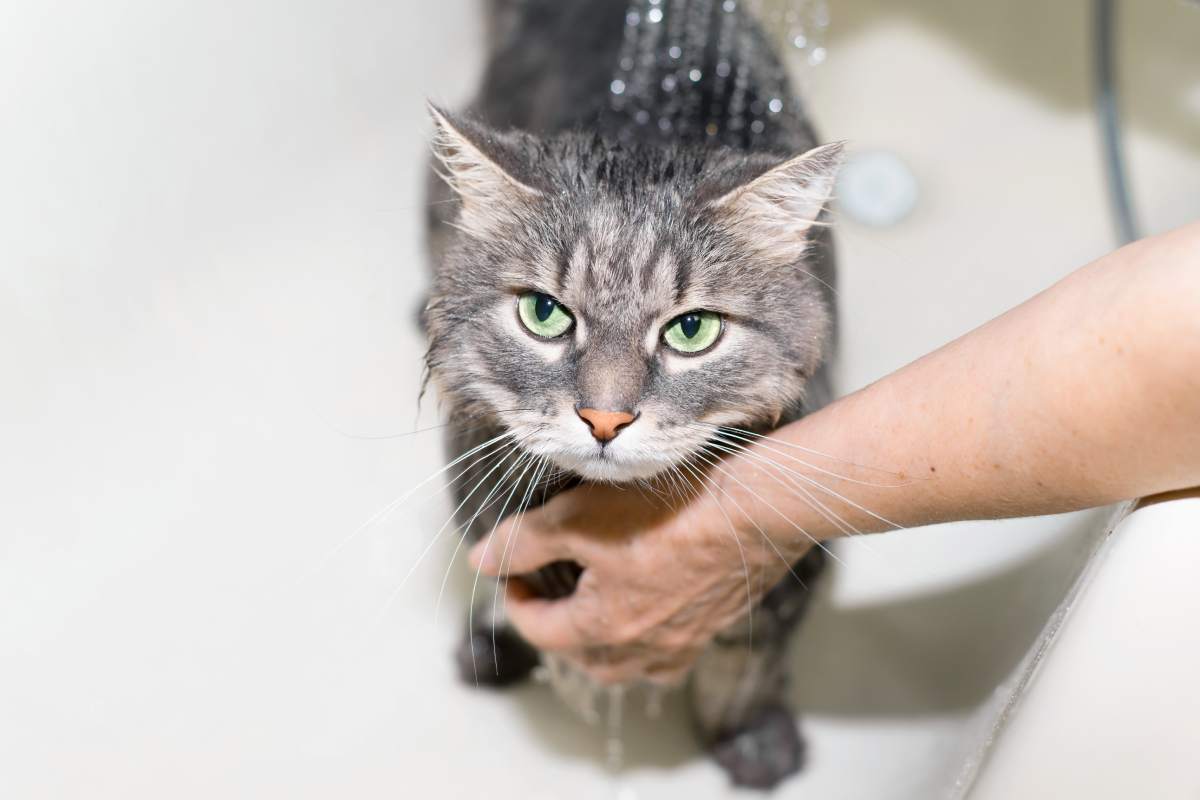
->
[2, 1, 1198, 798]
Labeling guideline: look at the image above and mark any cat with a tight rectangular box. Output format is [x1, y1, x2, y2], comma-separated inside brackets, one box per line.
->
[422, 0, 840, 789]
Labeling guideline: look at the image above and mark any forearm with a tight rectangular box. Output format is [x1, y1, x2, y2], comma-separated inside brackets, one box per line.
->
[475, 224, 1200, 680]
[730, 223, 1200, 550]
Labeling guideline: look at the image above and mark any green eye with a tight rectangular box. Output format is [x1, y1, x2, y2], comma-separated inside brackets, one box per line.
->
[663, 310, 722, 354]
[518, 292, 574, 339]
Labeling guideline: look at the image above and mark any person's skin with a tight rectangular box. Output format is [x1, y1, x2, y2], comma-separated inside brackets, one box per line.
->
[469, 221, 1200, 685]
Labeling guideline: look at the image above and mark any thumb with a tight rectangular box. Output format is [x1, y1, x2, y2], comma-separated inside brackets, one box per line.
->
[468, 504, 570, 578]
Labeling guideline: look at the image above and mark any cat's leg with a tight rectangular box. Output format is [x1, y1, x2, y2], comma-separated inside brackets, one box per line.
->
[456, 588, 541, 688]
[688, 548, 826, 790]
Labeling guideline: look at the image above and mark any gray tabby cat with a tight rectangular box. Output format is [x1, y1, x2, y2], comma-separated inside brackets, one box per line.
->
[423, 0, 840, 789]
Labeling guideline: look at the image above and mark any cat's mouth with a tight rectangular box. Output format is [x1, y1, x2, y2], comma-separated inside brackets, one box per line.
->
[555, 449, 675, 483]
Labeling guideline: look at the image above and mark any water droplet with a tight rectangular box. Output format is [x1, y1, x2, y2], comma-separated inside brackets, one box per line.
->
[661, 75, 677, 92]
[610, 79, 626, 96]
[668, 45, 682, 60]
[607, 738, 625, 770]
[626, 10, 640, 26]
[809, 46, 827, 65]
[716, 61, 732, 78]
[689, 68, 703, 82]
[647, 7, 663, 23]
[768, 97, 784, 113]
[751, 119, 765, 134]
[635, 109, 650, 125]
[620, 56, 634, 71]
[793, 33, 808, 49]
[722, 0, 737, 12]
[644, 686, 664, 718]
[606, 685, 626, 773]
[658, 117, 673, 132]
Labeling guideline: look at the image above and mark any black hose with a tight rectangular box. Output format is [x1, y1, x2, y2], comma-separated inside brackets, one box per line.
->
[1094, 0, 1140, 245]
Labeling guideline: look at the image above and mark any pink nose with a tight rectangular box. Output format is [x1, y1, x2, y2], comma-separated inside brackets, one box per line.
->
[576, 408, 637, 443]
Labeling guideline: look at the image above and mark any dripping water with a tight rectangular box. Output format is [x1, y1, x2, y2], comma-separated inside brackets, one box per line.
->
[536, 655, 677, 799]
[677, 0, 712, 136]
[644, 685, 664, 719]
[609, 0, 831, 144]
[605, 684, 626, 772]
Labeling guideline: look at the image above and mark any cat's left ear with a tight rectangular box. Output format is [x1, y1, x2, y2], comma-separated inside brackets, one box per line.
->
[428, 103, 543, 232]
[709, 141, 845, 261]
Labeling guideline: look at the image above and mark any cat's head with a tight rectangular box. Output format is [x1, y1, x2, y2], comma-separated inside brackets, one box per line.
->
[424, 106, 841, 482]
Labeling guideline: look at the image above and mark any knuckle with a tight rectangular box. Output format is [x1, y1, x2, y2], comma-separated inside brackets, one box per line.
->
[645, 664, 691, 687]
[657, 627, 698, 653]
[610, 621, 647, 648]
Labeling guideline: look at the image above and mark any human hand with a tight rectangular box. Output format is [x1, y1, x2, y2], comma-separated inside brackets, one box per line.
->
[468, 476, 808, 686]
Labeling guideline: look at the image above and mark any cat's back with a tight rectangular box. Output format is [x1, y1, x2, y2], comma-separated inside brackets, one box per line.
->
[473, 0, 628, 134]
[471, 0, 817, 155]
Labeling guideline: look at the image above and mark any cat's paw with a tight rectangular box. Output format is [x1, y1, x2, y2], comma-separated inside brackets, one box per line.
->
[455, 624, 540, 689]
[708, 705, 806, 790]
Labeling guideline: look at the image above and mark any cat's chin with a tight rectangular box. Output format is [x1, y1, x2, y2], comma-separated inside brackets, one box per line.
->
[556, 454, 672, 483]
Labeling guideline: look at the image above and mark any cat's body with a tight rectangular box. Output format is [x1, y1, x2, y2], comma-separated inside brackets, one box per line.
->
[423, 0, 838, 788]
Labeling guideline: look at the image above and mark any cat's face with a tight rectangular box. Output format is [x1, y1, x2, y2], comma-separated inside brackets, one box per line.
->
[425, 109, 840, 482]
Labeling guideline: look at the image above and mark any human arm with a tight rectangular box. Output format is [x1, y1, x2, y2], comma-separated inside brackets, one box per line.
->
[470, 222, 1200, 683]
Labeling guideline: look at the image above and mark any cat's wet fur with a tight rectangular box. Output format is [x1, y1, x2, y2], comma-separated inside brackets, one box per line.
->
[424, 0, 838, 789]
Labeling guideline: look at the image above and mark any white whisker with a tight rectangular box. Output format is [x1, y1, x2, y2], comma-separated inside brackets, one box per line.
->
[494, 457, 551, 625]
[690, 423, 907, 488]
[368, 438, 537, 633]
[692, 447, 844, 567]
[703, 439, 880, 548]
[434, 439, 542, 623]
[692, 427, 905, 534]
[676, 457, 755, 649]
[299, 430, 516, 584]
[682, 452, 819, 590]
[691, 422, 912, 481]
[386, 434, 538, 605]
[469, 452, 538, 682]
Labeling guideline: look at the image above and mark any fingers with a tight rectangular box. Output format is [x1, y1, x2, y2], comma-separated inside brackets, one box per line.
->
[470, 483, 628, 578]
[468, 504, 569, 578]
[504, 581, 705, 684]
[503, 580, 587, 652]
[549, 642, 702, 686]
[554, 644, 701, 687]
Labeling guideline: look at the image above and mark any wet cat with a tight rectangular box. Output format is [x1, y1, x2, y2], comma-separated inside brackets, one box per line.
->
[423, 0, 839, 788]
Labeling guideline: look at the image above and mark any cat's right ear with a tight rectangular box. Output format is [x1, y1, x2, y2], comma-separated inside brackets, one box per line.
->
[428, 103, 542, 232]
[706, 142, 844, 264]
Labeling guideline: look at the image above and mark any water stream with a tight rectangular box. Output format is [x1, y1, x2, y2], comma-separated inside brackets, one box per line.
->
[609, 0, 830, 142]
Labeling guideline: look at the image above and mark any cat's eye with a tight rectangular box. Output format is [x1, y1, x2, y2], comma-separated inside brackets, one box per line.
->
[663, 310, 722, 354]
[517, 292, 574, 339]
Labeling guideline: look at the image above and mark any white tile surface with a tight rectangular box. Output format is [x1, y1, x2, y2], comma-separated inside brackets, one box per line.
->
[2, 2, 1197, 798]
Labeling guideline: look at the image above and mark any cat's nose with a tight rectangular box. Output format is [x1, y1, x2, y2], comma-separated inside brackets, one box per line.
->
[576, 407, 638, 443]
